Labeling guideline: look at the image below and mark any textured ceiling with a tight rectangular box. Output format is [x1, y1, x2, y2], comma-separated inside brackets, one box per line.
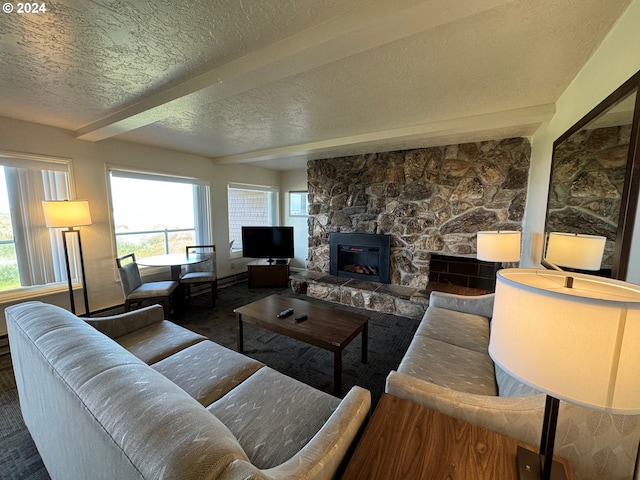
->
[0, 0, 632, 169]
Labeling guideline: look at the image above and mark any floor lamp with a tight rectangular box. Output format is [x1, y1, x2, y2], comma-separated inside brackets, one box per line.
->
[489, 268, 640, 480]
[42, 200, 92, 316]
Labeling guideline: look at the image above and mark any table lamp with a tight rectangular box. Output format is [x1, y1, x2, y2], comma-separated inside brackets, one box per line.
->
[542, 232, 606, 271]
[42, 200, 92, 316]
[489, 268, 640, 479]
[476, 230, 521, 263]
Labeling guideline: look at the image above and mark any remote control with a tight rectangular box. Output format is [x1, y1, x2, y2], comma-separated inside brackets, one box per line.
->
[295, 314, 308, 322]
[276, 308, 294, 318]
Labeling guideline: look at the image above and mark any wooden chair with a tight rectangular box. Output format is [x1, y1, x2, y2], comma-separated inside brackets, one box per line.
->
[116, 253, 178, 318]
[180, 245, 217, 307]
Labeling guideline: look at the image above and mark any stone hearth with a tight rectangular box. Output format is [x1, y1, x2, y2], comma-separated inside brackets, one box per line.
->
[307, 138, 530, 288]
[290, 270, 489, 320]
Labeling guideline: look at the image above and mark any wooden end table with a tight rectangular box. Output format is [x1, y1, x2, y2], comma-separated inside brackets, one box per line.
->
[342, 394, 574, 480]
[247, 259, 290, 287]
[234, 294, 368, 396]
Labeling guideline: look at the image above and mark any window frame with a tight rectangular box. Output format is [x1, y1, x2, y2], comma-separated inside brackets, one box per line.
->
[227, 182, 279, 258]
[0, 151, 75, 301]
[107, 167, 212, 269]
[289, 191, 309, 217]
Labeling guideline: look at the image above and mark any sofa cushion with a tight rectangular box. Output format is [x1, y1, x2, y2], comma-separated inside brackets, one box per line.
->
[115, 320, 206, 364]
[207, 366, 340, 469]
[416, 306, 490, 354]
[397, 334, 497, 396]
[152, 340, 264, 407]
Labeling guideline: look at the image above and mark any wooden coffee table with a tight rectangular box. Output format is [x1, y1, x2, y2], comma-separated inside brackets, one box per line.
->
[234, 294, 369, 396]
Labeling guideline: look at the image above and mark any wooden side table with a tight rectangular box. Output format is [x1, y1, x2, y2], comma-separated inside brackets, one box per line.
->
[342, 394, 574, 480]
[247, 259, 290, 287]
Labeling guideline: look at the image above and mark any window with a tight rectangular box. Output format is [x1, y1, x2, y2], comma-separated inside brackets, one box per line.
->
[228, 183, 278, 253]
[289, 191, 308, 217]
[109, 170, 211, 259]
[0, 153, 72, 293]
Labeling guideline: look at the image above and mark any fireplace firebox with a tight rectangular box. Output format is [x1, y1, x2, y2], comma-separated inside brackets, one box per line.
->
[329, 233, 391, 284]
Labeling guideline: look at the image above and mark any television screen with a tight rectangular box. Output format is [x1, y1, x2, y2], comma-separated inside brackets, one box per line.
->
[241, 226, 294, 261]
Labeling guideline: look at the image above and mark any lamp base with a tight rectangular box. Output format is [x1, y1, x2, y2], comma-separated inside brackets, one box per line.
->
[516, 446, 568, 480]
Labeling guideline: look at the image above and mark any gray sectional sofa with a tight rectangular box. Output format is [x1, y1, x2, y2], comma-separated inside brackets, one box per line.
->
[385, 291, 640, 480]
[6, 301, 370, 480]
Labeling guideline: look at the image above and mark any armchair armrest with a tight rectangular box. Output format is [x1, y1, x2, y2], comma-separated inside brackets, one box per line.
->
[85, 305, 165, 339]
[428, 291, 495, 318]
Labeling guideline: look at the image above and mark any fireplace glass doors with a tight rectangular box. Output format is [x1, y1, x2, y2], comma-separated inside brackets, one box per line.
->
[329, 233, 391, 283]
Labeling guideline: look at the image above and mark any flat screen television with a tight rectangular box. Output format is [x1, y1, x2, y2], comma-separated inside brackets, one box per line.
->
[241, 226, 294, 262]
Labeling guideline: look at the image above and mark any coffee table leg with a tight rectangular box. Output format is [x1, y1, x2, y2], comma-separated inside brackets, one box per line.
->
[362, 321, 368, 364]
[237, 314, 244, 353]
[334, 350, 342, 397]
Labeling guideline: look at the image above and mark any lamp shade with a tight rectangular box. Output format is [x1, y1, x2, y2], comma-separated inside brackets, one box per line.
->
[476, 231, 521, 262]
[489, 268, 640, 414]
[545, 232, 606, 270]
[42, 200, 92, 228]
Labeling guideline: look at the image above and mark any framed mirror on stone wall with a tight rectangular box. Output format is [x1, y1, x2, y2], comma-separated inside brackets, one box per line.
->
[545, 69, 640, 279]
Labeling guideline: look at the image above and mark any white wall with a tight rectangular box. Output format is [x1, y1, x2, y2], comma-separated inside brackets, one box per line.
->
[0, 116, 283, 334]
[522, 0, 640, 282]
[281, 169, 309, 270]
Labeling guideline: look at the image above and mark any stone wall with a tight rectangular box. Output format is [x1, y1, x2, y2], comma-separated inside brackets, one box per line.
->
[548, 125, 629, 269]
[307, 138, 531, 287]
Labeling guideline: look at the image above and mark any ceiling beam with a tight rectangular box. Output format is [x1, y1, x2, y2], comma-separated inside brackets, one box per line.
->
[75, 0, 517, 142]
[210, 103, 556, 164]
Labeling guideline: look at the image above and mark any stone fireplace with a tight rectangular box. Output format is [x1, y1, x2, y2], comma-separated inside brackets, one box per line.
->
[307, 138, 530, 288]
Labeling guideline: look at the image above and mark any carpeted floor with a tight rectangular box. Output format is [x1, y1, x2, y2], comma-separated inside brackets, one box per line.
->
[0, 281, 419, 479]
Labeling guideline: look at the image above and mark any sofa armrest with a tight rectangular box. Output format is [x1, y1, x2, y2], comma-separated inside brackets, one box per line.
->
[238, 386, 371, 480]
[85, 305, 165, 339]
[386, 370, 544, 442]
[428, 291, 495, 318]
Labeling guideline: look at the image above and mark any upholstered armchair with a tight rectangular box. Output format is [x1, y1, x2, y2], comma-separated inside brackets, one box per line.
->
[180, 245, 217, 307]
[116, 253, 178, 318]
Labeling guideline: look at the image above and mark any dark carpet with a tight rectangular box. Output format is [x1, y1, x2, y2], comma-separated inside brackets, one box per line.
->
[0, 281, 419, 480]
